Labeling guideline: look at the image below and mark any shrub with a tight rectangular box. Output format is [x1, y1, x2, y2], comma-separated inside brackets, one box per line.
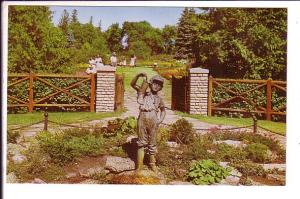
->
[184, 136, 214, 161]
[156, 127, 170, 145]
[170, 118, 195, 144]
[215, 143, 248, 162]
[230, 159, 266, 177]
[7, 130, 20, 143]
[36, 130, 105, 165]
[187, 159, 231, 185]
[245, 143, 270, 163]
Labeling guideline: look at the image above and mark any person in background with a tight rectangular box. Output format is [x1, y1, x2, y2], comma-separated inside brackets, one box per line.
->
[110, 52, 117, 67]
[95, 54, 104, 70]
[130, 54, 136, 67]
[89, 57, 96, 68]
[85, 64, 96, 74]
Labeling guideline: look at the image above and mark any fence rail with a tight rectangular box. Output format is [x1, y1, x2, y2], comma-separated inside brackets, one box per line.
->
[208, 76, 286, 121]
[8, 72, 96, 112]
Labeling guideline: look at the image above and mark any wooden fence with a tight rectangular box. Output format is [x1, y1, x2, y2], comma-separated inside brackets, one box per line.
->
[8, 72, 95, 112]
[208, 77, 286, 121]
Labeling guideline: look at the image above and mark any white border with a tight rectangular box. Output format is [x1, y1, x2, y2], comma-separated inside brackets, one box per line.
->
[2, 1, 300, 199]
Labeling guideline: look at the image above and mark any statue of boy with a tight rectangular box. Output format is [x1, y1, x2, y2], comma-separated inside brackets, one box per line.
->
[130, 73, 166, 172]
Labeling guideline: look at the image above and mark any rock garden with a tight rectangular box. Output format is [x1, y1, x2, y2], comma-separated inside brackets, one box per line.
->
[7, 116, 286, 185]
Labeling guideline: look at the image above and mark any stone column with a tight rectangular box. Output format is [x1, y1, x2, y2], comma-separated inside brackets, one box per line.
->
[188, 68, 209, 115]
[96, 66, 116, 112]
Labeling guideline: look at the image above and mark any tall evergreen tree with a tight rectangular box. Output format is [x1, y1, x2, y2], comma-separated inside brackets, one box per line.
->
[71, 9, 78, 24]
[174, 8, 197, 60]
[58, 9, 70, 35]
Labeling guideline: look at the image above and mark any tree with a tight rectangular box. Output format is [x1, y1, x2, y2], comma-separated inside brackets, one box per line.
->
[71, 9, 79, 24]
[162, 25, 177, 54]
[106, 23, 122, 53]
[8, 6, 70, 73]
[192, 8, 287, 80]
[174, 8, 197, 60]
[58, 9, 70, 35]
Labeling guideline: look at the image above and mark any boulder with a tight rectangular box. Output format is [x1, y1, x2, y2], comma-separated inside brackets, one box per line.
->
[214, 140, 247, 148]
[104, 156, 135, 173]
[32, 178, 46, 184]
[7, 172, 19, 183]
[260, 163, 286, 171]
[219, 175, 240, 185]
[166, 141, 179, 148]
[7, 143, 27, 164]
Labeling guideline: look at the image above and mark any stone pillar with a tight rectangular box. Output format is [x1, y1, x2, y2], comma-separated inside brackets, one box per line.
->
[188, 68, 209, 115]
[96, 66, 116, 112]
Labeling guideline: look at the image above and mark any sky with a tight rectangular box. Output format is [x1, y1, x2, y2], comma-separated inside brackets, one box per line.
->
[49, 6, 185, 31]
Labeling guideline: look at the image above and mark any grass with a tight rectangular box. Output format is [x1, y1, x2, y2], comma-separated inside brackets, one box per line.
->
[7, 111, 122, 126]
[116, 66, 172, 104]
[176, 112, 286, 136]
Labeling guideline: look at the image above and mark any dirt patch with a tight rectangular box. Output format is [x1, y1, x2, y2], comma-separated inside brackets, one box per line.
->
[63, 156, 107, 173]
[249, 175, 285, 186]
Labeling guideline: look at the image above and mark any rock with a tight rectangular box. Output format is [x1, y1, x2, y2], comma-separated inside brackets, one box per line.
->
[79, 166, 105, 177]
[7, 143, 27, 164]
[11, 154, 27, 164]
[168, 181, 193, 185]
[32, 178, 46, 184]
[260, 163, 286, 171]
[219, 162, 230, 167]
[7, 172, 19, 183]
[219, 175, 240, 185]
[166, 141, 179, 148]
[214, 140, 247, 148]
[79, 179, 99, 184]
[65, 173, 77, 179]
[104, 156, 135, 173]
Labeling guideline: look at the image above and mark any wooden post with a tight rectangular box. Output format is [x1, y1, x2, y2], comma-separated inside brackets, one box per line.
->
[90, 74, 95, 112]
[252, 114, 257, 134]
[266, 78, 272, 121]
[208, 75, 213, 116]
[28, 72, 34, 112]
[43, 112, 48, 131]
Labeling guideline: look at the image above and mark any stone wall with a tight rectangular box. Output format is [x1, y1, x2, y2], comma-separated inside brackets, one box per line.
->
[96, 67, 116, 112]
[188, 68, 209, 115]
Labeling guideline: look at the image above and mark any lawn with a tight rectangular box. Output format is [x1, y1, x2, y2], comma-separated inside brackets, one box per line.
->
[116, 66, 172, 104]
[176, 112, 286, 136]
[7, 111, 122, 126]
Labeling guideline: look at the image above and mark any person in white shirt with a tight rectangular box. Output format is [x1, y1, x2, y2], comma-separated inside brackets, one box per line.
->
[86, 64, 96, 74]
[110, 52, 117, 67]
[95, 54, 104, 70]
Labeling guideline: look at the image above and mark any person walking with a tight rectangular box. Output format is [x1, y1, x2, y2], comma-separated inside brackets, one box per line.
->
[110, 52, 117, 67]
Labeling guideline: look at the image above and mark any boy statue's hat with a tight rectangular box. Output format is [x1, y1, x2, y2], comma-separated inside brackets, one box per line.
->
[149, 75, 164, 85]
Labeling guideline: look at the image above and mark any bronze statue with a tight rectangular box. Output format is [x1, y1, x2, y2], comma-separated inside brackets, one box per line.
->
[131, 73, 166, 172]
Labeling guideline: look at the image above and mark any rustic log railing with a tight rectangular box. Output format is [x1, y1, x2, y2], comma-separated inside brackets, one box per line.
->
[8, 72, 96, 112]
[208, 76, 286, 121]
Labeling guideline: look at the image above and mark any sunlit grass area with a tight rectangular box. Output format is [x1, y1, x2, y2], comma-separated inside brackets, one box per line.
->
[7, 111, 123, 126]
[176, 111, 286, 136]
